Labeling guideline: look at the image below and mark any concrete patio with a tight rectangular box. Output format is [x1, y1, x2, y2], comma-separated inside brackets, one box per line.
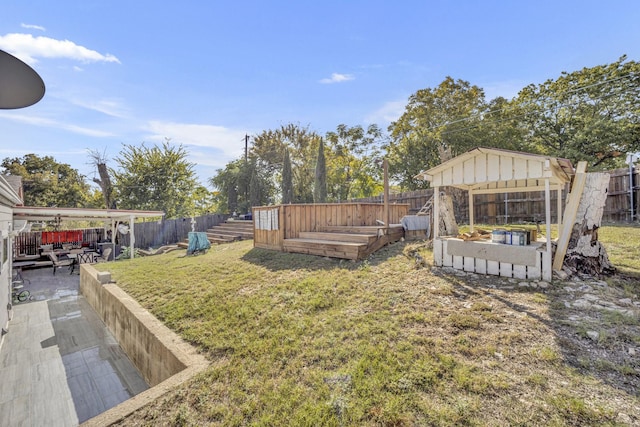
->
[0, 266, 148, 425]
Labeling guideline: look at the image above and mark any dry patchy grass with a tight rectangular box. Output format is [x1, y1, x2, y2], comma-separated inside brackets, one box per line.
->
[97, 225, 640, 426]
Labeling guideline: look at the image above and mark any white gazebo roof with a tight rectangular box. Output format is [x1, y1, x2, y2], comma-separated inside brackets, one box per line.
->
[416, 147, 575, 193]
[12, 206, 164, 222]
[12, 206, 164, 261]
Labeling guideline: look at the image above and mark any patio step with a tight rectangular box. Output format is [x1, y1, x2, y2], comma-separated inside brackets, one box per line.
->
[298, 231, 377, 245]
[179, 219, 254, 247]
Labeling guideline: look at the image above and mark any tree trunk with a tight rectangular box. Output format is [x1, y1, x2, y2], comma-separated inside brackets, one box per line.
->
[563, 172, 615, 276]
[92, 162, 117, 209]
[439, 193, 459, 236]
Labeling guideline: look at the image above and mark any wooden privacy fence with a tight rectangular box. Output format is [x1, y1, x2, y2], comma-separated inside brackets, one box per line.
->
[253, 203, 409, 251]
[15, 228, 105, 256]
[14, 214, 228, 257]
[117, 213, 227, 250]
[350, 166, 639, 224]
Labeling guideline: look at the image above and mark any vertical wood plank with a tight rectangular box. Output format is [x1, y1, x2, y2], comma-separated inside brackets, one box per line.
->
[487, 154, 500, 181]
[463, 158, 475, 184]
[463, 256, 475, 272]
[475, 153, 487, 183]
[487, 260, 500, 275]
[542, 251, 552, 282]
[513, 264, 527, 279]
[442, 168, 452, 186]
[514, 157, 527, 180]
[453, 255, 463, 270]
[442, 240, 453, 267]
[500, 156, 513, 180]
[499, 262, 513, 278]
[433, 238, 443, 266]
[527, 251, 542, 279]
[475, 258, 487, 275]
[431, 172, 442, 187]
[529, 159, 543, 178]
[453, 162, 464, 185]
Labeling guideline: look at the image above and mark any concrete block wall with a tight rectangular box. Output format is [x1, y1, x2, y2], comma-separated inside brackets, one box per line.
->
[79, 264, 197, 386]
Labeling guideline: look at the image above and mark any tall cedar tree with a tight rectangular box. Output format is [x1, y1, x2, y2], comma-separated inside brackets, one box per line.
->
[314, 138, 327, 202]
[282, 149, 293, 204]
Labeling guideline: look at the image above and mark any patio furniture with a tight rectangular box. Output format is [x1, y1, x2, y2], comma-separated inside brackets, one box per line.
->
[95, 247, 112, 263]
[46, 252, 75, 275]
[78, 252, 98, 264]
[12, 261, 35, 285]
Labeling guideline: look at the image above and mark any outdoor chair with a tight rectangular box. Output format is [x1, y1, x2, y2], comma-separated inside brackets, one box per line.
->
[95, 247, 112, 263]
[47, 252, 75, 275]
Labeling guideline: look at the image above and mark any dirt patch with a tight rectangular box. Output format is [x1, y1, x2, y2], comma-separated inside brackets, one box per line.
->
[434, 266, 640, 398]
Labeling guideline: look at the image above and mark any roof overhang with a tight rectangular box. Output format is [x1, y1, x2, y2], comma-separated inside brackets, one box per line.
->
[0, 175, 23, 206]
[415, 147, 575, 193]
[12, 206, 164, 222]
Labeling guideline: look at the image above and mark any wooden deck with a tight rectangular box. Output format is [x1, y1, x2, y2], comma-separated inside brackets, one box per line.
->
[253, 203, 409, 261]
[282, 224, 404, 260]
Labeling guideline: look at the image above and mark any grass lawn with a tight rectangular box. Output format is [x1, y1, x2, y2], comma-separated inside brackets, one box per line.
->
[101, 225, 640, 426]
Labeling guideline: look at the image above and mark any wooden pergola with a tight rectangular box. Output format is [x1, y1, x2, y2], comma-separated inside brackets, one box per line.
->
[416, 147, 575, 281]
[12, 206, 164, 260]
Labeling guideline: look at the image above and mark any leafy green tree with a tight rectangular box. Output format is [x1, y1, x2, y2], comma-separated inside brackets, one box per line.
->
[282, 149, 293, 204]
[210, 160, 241, 213]
[1, 154, 92, 207]
[190, 185, 216, 215]
[249, 168, 261, 208]
[252, 123, 322, 203]
[210, 158, 272, 213]
[387, 77, 488, 189]
[512, 55, 640, 169]
[325, 124, 384, 200]
[112, 141, 198, 218]
[314, 138, 327, 203]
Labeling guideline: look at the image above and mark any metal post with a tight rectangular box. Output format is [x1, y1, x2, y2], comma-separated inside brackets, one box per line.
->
[630, 155, 636, 221]
[469, 190, 474, 232]
[544, 178, 552, 281]
[383, 159, 389, 230]
[129, 215, 135, 260]
[504, 193, 508, 224]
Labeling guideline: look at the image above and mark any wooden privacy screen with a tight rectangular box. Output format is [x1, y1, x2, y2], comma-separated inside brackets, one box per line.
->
[253, 203, 409, 251]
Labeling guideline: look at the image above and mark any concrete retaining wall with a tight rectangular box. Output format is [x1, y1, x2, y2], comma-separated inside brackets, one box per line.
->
[79, 264, 208, 426]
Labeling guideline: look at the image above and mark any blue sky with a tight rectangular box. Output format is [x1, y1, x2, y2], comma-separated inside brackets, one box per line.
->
[1, 0, 639, 187]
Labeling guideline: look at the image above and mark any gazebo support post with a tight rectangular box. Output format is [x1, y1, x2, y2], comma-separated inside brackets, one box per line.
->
[129, 214, 135, 260]
[544, 178, 552, 281]
[383, 159, 389, 231]
[433, 187, 440, 240]
[557, 187, 562, 235]
[468, 190, 475, 232]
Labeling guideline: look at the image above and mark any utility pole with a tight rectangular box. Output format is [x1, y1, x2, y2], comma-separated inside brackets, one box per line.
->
[244, 134, 249, 162]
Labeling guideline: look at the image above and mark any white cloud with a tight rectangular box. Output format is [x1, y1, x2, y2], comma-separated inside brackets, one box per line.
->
[73, 65, 84, 72]
[0, 33, 120, 64]
[70, 98, 128, 118]
[21, 23, 46, 32]
[145, 120, 247, 155]
[365, 99, 406, 125]
[319, 73, 354, 84]
[145, 121, 250, 176]
[0, 111, 115, 137]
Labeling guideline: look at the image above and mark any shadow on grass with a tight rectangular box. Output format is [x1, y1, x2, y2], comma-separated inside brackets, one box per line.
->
[437, 268, 640, 399]
[241, 240, 408, 272]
